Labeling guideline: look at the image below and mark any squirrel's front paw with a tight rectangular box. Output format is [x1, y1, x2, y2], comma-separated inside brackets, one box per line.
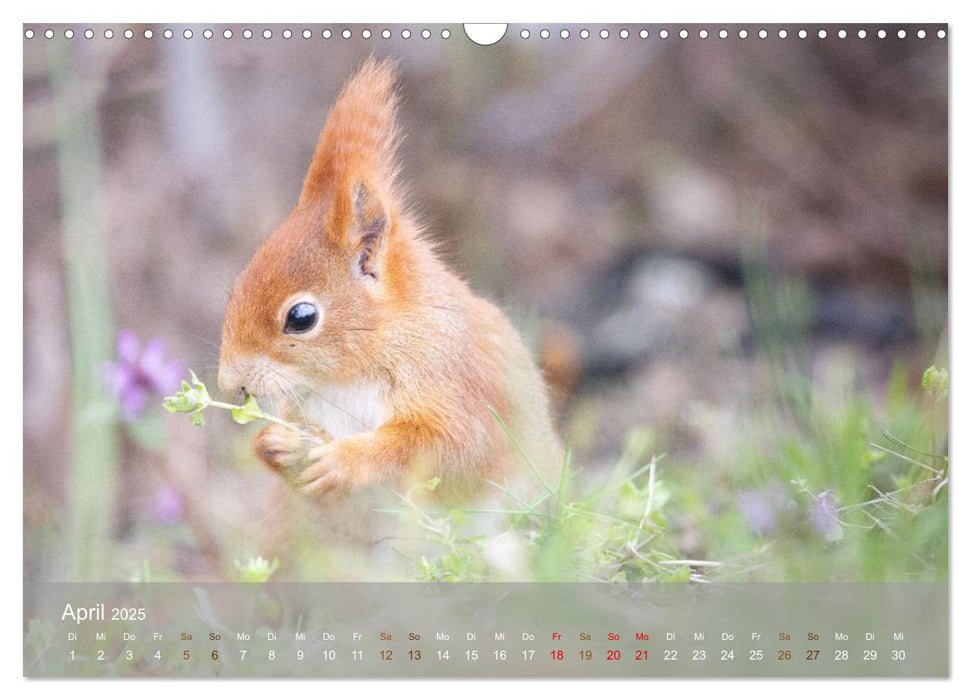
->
[295, 441, 377, 496]
[295, 442, 352, 495]
[252, 424, 313, 476]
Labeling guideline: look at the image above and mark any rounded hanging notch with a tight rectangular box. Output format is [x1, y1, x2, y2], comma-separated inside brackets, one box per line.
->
[464, 23, 507, 46]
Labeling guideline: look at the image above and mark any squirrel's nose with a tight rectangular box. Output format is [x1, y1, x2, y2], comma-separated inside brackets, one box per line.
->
[217, 359, 262, 403]
[217, 361, 246, 399]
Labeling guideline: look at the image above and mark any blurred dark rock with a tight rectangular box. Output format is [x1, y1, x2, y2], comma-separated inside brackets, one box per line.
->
[544, 252, 744, 377]
[544, 249, 921, 384]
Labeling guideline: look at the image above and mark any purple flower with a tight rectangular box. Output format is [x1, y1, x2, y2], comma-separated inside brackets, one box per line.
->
[810, 490, 844, 542]
[737, 490, 778, 536]
[105, 330, 183, 422]
[154, 485, 184, 524]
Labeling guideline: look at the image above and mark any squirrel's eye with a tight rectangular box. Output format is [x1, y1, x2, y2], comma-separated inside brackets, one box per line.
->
[283, 302, 319, 334]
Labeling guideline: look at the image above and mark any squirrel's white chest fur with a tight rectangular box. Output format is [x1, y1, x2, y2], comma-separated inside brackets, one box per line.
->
[303, 382, 390, 440]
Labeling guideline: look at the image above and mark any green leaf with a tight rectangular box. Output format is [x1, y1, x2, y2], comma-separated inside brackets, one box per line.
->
[162, 392, 196, 414]
[189, 370, 210, 401]
[230, 394, 263, 425]
[163, 369, 211, 414]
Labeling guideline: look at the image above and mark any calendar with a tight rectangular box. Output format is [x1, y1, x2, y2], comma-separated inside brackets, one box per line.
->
[23, 22, 949, 680]
[25, 583, 947, 677]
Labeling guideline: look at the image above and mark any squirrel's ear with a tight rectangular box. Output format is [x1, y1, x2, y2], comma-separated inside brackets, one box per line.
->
[344, 182, 390, 279]
[299, 57, 400, 209]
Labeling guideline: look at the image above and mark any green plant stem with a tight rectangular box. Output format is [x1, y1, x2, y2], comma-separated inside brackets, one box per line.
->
[51, 40, 119, 580]
[487, 406, 554, 495]
[207, 399, 324, 444]
[868, 442, 943, 476]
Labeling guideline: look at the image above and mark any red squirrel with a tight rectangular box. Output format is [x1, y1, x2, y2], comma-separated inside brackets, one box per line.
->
[218, 59, 561, 500]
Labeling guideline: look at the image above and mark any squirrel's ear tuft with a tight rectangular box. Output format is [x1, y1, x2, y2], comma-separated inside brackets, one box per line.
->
[299, 57, 401, 209]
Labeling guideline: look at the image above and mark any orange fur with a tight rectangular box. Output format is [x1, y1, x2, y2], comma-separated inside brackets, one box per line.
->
[218, 59, 561, 500]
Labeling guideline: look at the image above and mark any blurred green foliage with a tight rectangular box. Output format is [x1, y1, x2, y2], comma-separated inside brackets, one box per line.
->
[392, 362, 946, 583]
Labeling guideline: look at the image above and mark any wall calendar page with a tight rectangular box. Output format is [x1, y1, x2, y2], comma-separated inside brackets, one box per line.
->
[22, 21, 949, 680]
